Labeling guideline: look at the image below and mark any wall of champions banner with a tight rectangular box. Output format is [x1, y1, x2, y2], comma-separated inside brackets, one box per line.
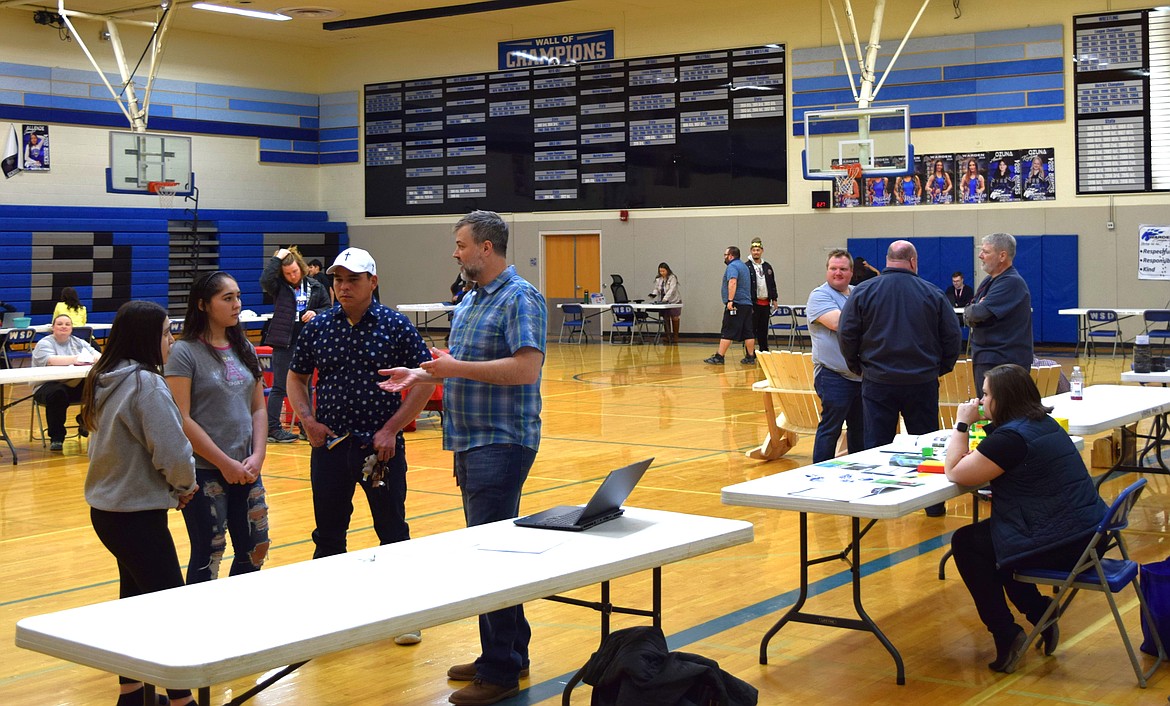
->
[363, 42, 787, 216]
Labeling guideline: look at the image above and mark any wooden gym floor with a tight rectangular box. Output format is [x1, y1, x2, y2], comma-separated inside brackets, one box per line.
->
[1, 342, 1167, 705]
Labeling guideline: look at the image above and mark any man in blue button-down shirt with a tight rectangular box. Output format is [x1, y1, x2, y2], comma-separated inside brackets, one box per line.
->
[287, 247, 435, 574]
[380, 211, 546, 706]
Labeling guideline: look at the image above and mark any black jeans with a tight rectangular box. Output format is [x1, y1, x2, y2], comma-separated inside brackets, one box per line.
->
[266, 345, 292, 433]
[952, 519, 1088, 638]
[34, 381, 84, 442]
[752, 303, 772, 351]
[309, 434, 409, 558]
[861, 379, 941, 448]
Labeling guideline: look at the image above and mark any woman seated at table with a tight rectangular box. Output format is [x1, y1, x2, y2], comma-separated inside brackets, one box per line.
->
[32, 314, 101, 451]
[945, 364, 1106, 672]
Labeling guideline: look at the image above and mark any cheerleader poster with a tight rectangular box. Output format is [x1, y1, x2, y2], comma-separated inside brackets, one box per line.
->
[1020, 148, 1054, 201]
[954, 152, 988, 204]
[920, 153, 955, 205]
[986, 150, 1021, 203]
[22, 124, 49, 171]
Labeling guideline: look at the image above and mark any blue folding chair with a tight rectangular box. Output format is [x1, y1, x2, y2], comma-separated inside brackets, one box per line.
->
[559, 303, 587, 344]
[1144, 309, 1170, 357]
[769, 306, 794, 349]
[1008, 478, 1165, 685]
[791, 306, 811, 349]
[1085, 309, 1122, 358]
[3, 327, 36, 368]
[608, 304, 640, 345]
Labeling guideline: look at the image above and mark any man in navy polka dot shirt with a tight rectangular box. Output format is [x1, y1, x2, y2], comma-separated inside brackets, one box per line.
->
[287, 246, 435, 576]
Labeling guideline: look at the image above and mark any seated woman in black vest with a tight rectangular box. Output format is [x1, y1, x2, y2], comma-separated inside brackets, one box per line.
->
[945, 364, 1106, 672]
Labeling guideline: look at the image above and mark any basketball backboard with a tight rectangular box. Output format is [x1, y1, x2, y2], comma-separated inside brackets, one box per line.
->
[802, 105, 913, 180]
[107, 131, 194, 195]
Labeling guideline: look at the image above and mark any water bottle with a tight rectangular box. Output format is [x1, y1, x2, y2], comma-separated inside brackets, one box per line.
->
[1070, 366, 1083, 400]
[1134, 334, 1152, 374]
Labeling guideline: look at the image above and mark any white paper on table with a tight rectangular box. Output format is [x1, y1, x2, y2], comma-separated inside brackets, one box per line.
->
[475, 534, 565, 554]
[789, 483, 899, 502]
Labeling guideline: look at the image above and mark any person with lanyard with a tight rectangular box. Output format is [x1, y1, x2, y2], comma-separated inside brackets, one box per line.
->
[286, 247, 435, 646]
[379, 210, 547, 706]
[745, 238, 778, 352]
[32, 313, 100, 451]
[259, 246, 330, 443]
[704, 245, 756, 365]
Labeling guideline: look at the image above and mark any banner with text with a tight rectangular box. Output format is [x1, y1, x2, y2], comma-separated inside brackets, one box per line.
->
[499, 30, 614, 70]
[1139, 224, 1170, 280]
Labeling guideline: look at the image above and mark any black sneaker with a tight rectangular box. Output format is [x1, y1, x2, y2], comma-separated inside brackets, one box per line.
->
[49, 441, 64, 451]
[267, 429, 298, 443]
[740, 355, 757, 364]
[704, 354, 725, 365]
[76, 414, 88, 438]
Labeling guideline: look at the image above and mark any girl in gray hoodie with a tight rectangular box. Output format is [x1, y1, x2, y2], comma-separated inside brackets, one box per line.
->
[80, 300, 198, 706]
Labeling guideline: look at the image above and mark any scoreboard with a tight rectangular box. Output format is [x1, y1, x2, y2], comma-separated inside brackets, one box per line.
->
[364, 43, 787, 216]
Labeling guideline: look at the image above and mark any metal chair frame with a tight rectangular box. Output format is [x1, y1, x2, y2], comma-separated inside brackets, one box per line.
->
[608, 304, 641, 345]
[1007, 479, 1166, 685]
[791, 306, 811, 349]
[559, 303, 587, 344]
[768, 306, 795, 349]
[3, 327, 36, 368]
[1085, 309, 1123, 358]
[1143, 309, 1170, 356]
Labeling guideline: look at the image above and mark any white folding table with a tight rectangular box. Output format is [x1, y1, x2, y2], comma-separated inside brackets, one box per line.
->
[1121, 370, 1170, 386]
[1058, 307, 1149, 356]
[722, 434, 964, 685]
[556, 302, 682, 343]
[1043, 384, 1170, 484]
[17, 507, 752, 706]
[395, 302, 456, 344]
[0, 365, 90, 464]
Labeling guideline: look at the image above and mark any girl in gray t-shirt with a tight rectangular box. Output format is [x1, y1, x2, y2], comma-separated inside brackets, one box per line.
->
[165, 272, 270, 583]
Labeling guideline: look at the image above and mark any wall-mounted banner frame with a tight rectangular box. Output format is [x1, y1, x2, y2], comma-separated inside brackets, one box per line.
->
[1073, 9, 1170, 194]
[1139, 225, 1170, 280]
[499, 31, 615, 70]
[365, 43, 787, 217]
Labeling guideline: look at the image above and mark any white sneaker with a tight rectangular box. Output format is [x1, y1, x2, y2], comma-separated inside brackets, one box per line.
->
[394, 630, 422, 645]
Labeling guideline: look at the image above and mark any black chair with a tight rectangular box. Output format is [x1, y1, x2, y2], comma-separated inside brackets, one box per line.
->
[609, 274, 629, 303]
[1007, 478, 1165, 684]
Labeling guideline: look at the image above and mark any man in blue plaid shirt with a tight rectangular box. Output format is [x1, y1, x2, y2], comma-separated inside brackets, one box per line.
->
[380, 210, 546, 706]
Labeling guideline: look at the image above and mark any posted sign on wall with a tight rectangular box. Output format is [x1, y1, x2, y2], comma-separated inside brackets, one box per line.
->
[1139, 224, 1170, 280]
[499, 31, 615, 69]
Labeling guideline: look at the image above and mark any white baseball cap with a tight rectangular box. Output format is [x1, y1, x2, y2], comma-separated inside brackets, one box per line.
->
[327, 247, 377, 276]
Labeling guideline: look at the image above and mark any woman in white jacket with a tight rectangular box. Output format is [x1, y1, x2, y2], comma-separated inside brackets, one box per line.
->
[80, 300, 198, 706]
[649, 262, 683, 344]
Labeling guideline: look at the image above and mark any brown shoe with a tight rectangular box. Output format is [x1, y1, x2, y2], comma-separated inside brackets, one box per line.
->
[447, 662, 529, 681]
[449, 679, 519, 705]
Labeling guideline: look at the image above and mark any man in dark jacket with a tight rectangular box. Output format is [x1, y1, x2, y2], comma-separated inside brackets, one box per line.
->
[965, 233, 1034, 396]
[745, 237, 779, 352]
[838, 240, 962, 516]
[260, 247, 330, 442]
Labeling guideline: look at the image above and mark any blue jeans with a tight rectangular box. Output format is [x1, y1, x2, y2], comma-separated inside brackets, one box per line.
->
[861, 379, 941, 449]
[182, 467, 269, 583]
[454, 443, 537, 687]
[812, 369, 864, 462]
[266, 345, 292, 433]
[310, 434, 409, 558]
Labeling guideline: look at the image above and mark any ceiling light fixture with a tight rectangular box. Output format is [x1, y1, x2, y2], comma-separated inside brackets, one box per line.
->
[191, 3, 292, 21]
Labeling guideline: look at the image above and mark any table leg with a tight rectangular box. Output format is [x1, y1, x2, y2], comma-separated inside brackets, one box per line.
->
[557, 567, 663, 705]
[938, 489, 983, 580]
[758, 513, 905, 684]
[1094, 413, 1170, 488]
[0, 383, 17, 464]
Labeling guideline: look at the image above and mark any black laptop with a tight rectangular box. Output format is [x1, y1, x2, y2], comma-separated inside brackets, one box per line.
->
[514, 458, 652, 531]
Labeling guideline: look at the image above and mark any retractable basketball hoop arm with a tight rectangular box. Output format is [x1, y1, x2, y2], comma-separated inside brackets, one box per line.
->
[55, 1, 175, 133]
[825, 0, 933, 164]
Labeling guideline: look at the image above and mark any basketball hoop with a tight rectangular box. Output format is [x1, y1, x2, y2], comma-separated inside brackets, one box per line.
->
[148, 180, 180, 208]
[831, 163, 864, 207]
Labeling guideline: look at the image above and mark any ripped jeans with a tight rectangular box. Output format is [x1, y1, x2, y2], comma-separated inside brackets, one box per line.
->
[181, 467, 270, 584]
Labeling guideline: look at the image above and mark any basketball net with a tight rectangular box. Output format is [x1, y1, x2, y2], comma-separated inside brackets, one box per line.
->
[149, 180, 180, 208]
